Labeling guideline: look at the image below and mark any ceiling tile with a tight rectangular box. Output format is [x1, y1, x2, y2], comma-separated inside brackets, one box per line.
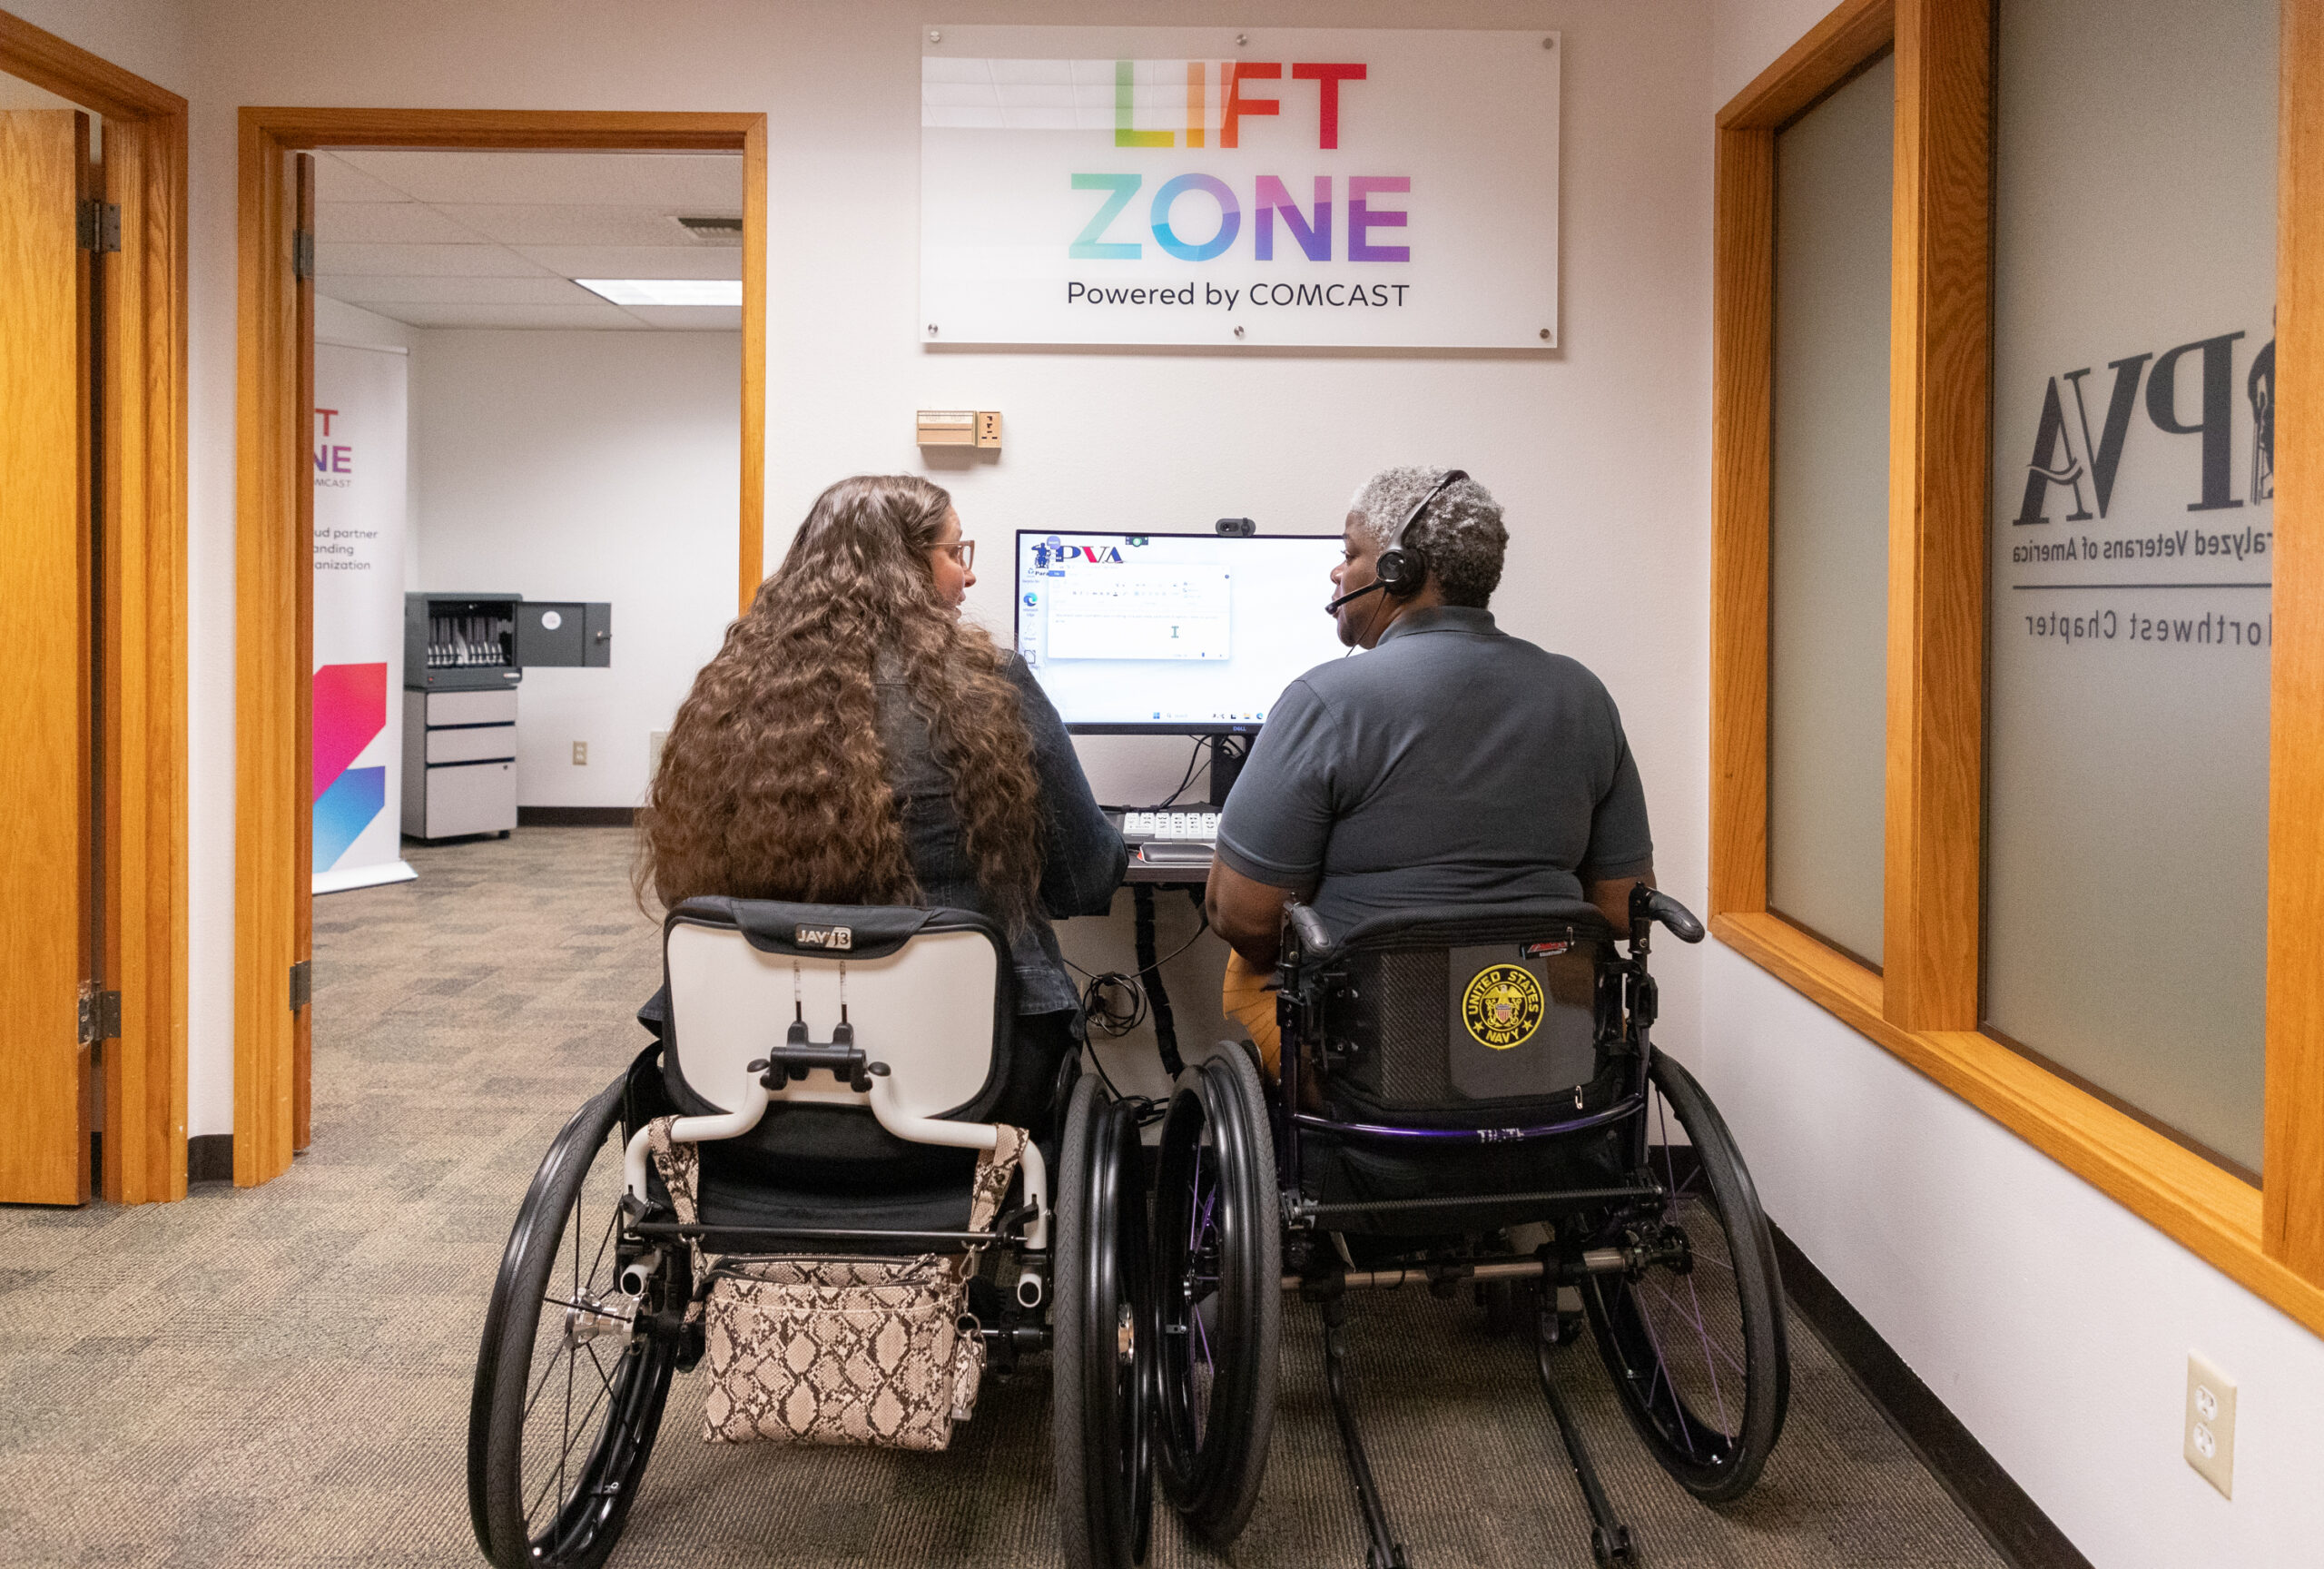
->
[367, 302, 651, 331]
[331, 150, 743, 208]
[618, 305, 746, 331]
[440, 203, 726, 247]
[316, 202, 487, 245]
[316, 275, 599, 306]
[314, 242, 552, 278]
[513, 244, 743, 281]
[312, 152, 409, 203]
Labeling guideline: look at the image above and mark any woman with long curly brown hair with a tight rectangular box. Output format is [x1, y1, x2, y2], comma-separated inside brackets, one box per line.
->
[638, 474, 1124, 1121]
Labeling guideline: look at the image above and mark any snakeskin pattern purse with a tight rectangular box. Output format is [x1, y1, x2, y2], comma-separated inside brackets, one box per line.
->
[646, 1118, 1024, 1451]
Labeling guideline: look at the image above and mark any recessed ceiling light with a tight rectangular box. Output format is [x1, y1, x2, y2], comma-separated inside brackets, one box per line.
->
[576, 278, 743, 307]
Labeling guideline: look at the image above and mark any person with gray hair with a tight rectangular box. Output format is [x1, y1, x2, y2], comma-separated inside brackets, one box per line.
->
[1206, 465, 1658, 1076]
[1340, 465, 1511, 616]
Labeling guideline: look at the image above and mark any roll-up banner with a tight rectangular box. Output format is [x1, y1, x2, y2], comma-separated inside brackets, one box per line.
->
[312, 340, 416, 894]
[920, 25, 1561, 349]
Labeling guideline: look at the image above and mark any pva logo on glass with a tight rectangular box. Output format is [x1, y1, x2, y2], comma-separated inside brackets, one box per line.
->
[2014, 325, 2275, 525]
[1069, 60, 1410, 266]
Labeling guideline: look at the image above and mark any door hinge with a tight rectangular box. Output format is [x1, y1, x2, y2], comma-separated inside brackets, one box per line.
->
[78, 987, 122, 1046]
[289, 958, 312, 1012]
[292, 229, 315, 281]
[77, 200, 121, 254]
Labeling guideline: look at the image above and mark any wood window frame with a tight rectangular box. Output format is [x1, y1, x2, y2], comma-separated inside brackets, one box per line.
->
[1713, 0, 2324, 1335]
[234, 109, 768, 1187]
[1, 11, 192, 1204]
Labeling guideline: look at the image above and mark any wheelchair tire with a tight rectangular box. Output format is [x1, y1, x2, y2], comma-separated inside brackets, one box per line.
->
[1052, 1074, 1155, 1569]
[469, 1077, 682, 1569]
[1152, 1040, 1282, 1547]
[1581, 1052, 1789, 1503]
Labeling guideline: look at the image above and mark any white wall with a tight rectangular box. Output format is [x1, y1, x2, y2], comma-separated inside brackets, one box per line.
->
[1704, 5, 2324, 1566]
[410, 329, 741, 808]
[143, 0, 1717, 1132]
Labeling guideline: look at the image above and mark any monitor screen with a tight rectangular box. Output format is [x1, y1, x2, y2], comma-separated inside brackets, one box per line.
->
[1013, 530, 1346, 733]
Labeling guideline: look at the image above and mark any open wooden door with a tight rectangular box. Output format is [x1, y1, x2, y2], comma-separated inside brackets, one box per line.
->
[0, 109, 95, 1205]
[292, 151, 314, 1152]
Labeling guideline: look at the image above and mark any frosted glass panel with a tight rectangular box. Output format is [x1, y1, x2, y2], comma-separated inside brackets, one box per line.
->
[1768, 55, 1894, 966]
[1986, 0, 2275, 1173]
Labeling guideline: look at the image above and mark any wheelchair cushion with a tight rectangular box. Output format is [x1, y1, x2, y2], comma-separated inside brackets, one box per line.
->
[655, 1119, 1057, 1258]
[1298, 1115, 1633, 1237]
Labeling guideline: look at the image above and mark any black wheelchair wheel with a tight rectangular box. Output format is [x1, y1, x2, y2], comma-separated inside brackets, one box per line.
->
[1052, 1074, 1155, 1569]
[1152, 1041, 1282, 1546]
[469, 1078, 683, 1569]
[1581, 1052, 1788, 1503]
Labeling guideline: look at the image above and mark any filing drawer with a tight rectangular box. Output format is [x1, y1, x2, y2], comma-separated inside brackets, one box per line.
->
[427, 688, 518, 726]
[426, 724, 516, 765]
[424, 760, 516, 838]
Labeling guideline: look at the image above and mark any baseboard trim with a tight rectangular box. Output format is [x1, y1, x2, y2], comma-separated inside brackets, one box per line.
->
[1772, 1222, 2093, 1569]
[188, 1133, 233, 1184]
[517, 806, 635, 827]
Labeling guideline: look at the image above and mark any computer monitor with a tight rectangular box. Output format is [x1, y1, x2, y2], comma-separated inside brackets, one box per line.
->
[1013, 530, 1346, 734]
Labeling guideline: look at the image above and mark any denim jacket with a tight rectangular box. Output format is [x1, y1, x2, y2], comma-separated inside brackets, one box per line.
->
[875, 652, 1126, 1014]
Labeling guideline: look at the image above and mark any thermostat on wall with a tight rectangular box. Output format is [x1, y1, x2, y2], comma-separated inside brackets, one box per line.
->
[917, 410, 1001, 448]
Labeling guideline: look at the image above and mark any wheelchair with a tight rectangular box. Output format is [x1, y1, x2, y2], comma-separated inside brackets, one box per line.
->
[466, 883, 1784, 1569]
[1145, 884, 1790, 1567]
[466, 896, 1158, 1569]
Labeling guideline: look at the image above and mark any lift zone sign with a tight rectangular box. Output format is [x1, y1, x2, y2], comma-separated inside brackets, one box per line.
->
[919, 26, 1560, 348]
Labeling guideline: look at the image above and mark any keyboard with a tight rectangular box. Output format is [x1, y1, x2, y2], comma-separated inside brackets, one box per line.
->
[1118, 809, 1221, 843]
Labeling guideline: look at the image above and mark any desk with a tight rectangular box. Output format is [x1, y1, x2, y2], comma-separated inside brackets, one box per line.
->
[1123, 876, 1212, 1080]
[1124, 856, 1211, 885]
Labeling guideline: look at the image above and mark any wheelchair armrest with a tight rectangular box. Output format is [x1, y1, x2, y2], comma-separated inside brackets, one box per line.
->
[1284, 901, 1338, 963]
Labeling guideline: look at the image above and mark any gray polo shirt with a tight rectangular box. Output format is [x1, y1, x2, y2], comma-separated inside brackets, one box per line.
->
[1215, 606, 1653, 932]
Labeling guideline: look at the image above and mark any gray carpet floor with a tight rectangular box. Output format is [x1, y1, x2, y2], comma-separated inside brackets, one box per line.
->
[0, 828, 2006, 1568]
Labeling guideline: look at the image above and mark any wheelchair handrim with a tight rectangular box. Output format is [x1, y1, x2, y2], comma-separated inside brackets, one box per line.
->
[1580, 1055, 1787, 1500]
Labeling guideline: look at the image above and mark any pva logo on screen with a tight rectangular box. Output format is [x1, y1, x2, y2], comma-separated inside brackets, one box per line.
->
[1070, 60, 1411, 266]
[1031, 542, 1125, 567]
[2014, 327, 2275, 525]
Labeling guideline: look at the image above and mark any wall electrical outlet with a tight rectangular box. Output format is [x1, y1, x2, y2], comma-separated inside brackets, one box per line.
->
[2184, 1352, 2237, 1498]
[572, 741, 587, 766]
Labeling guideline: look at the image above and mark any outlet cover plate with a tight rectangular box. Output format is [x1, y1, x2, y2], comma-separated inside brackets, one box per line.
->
[2184, 1352, 2236, 1499]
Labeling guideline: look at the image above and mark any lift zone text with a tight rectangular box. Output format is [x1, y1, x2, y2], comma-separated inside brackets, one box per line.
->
[1068, 62, 1413, 271]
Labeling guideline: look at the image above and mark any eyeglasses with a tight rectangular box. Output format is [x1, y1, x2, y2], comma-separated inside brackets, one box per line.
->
[939, 538, 976, 570]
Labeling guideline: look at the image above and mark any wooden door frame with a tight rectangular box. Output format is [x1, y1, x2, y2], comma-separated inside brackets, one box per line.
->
[234, 108, 769, 1187]
[1, 11, 191, 1205]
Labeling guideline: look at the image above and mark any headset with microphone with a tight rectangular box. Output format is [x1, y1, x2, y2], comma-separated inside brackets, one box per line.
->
[1324, 467, 1470, 616]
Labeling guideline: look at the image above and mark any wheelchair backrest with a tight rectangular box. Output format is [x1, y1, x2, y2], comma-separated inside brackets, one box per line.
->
[662, 897, 1014, 1123]
[1315, 899, 1618, 1114]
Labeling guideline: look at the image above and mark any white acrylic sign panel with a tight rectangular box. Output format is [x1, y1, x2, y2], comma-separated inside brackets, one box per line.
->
[312, 341, 416, 894]
[920, 25, 1560, 349]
